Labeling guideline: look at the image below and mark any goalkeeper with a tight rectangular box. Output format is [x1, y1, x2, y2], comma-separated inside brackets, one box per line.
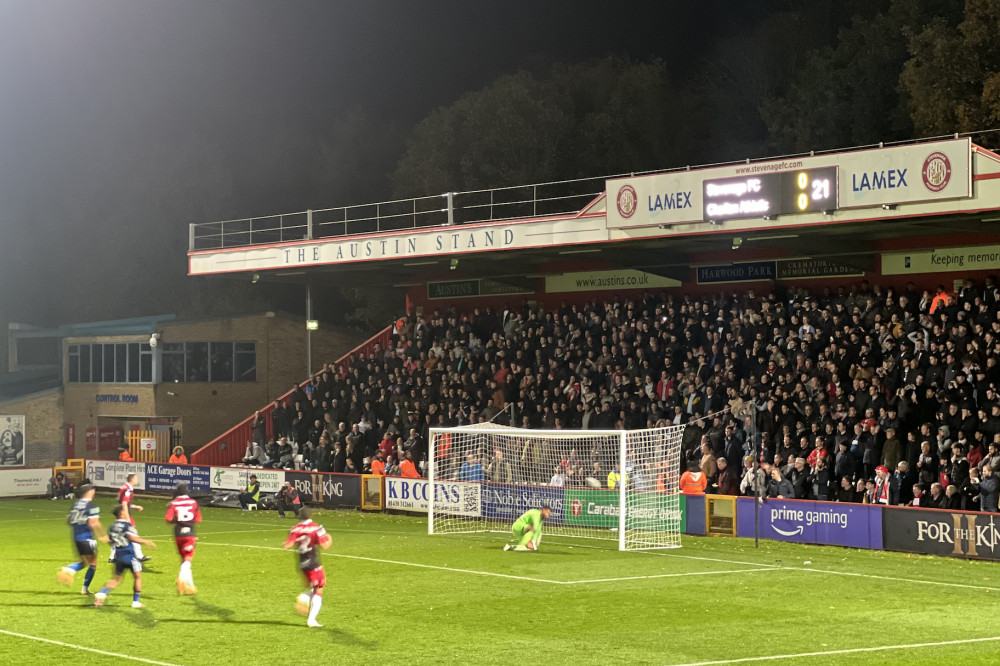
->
[502, 505, 551, 552]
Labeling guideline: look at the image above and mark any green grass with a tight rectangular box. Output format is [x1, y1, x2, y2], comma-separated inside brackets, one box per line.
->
[2, 496, 1000, 665]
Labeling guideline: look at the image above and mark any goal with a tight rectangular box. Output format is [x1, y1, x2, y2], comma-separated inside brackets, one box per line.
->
[427, 423, 684, 551]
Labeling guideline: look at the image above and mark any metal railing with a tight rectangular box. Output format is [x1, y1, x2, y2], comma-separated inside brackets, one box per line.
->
[189, 177, 608, 251]
[188, 131, 990, 253]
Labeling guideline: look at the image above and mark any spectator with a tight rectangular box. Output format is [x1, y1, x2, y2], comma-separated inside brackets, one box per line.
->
[169, 446, 188, 465]
[486, 450, 513, 484]
[711, 456, 739, 495]
[118, 446, 133, 462]
[787, 457, 809, 499]
[222, 277, 1000, 514]
[251, 410, 266, 445]
[767, 468, 794, 499]
[242, 440, 265, 466]
[739, 456, 765, 497]
[458, 454, 485, 483]
[972, 465, 1000, 513]
[808, 457, 831, 501]
[549, 465, 567, 487]
[873, 465, 897, 505]
[927, 482, 946, 508]
[835, 476, 856, 503]
[945, 484, 963, 509]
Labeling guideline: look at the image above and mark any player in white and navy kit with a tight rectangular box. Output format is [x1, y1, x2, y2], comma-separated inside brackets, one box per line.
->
[94, 503, 156, 608]
[57, 484, 104, 594]
[115, 473, 147, 562]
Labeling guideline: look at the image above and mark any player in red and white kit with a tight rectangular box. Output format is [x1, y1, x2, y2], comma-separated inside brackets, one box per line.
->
[282, 507, 332, 627]
[165, 482, 202, 595]
[116, 473, 147, 562]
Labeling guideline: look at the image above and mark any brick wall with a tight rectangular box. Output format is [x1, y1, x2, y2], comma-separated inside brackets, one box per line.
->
[0, 389, 64, 466]
[59, 313, 364, 453]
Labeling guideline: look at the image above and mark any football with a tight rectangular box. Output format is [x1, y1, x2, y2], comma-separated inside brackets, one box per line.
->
[295, 593, 310, 616]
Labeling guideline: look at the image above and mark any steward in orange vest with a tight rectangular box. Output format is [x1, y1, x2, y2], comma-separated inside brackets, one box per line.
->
[679, 463, 707, 494]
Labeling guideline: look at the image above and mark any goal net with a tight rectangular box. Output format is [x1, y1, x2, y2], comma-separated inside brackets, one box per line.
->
[427, 423, 683, 551]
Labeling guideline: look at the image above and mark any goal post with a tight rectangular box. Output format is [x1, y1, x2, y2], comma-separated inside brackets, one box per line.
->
[427, 423, 683, 551]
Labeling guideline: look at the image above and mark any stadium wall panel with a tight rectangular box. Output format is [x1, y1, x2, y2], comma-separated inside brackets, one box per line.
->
[883, 505, 1000, 561]
[735, 497, 882, 549]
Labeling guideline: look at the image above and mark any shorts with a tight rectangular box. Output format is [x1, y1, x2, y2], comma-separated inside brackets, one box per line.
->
[175, 537, 197, 560]
[302, 566, 326, 589]
[75, 539, 97, 556]
[113, 555, 142, 576]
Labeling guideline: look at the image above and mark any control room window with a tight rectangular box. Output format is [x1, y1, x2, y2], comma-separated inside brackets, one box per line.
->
[210, 342, 234, 382]
[162, 343, 185, 383]
[234, 342, 257, 382]
[91, 344, 103, 383]
[115, 344, 128, 383]
[127, 343, 140, 383]
[68, 345, 80, 383]
[185, 342, 209, 382]
[80, 344, 91, 383]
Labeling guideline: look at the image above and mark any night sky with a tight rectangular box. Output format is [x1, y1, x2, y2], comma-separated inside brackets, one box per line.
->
[0, 0, 788, 330]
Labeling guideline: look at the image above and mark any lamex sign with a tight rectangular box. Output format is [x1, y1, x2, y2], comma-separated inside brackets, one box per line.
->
[480, 484, 564, 525]
[883, 506, 1000, 561]
[145, 464, 211, 493]
[210, 467, 284, 493]
[84, 460, 146, 490]
[564, 489, 681, 529]
[735, 498, 882, 549]
[385, 477, 481, 516]
[607, 137, 971, 229]
[285, 471, 361, 508]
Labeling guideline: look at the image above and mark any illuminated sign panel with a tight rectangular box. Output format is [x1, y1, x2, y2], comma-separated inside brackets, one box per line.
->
[701, 167, 838, 221]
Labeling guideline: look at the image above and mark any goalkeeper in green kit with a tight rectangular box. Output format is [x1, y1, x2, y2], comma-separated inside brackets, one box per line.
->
[502, 505, 552, 552]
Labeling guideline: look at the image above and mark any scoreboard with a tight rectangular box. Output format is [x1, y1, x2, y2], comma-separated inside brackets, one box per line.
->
[702, 167, 838, 222]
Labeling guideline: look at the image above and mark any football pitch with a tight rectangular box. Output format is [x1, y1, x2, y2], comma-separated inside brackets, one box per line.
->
[2, 498, 1000, 665]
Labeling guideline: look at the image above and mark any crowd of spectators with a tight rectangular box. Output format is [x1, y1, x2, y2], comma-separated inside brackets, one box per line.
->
[245, 275, 1000, 512]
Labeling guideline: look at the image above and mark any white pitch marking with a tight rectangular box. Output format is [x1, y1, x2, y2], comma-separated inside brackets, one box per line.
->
[143, 527, 289, 539]
[198, 541, 777, 585]
[565, 567, 781, 585]
[199, 541, 568, 584]
[647, 550, 1000, 592]
[784, 565, 1000, 592]
[0, 629, 184, 666]
[665, 635, 1000, 666]
[645, 550, 779, 568]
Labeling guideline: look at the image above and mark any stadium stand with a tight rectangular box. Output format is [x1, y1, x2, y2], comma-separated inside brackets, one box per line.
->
[199, 276, 1000, 510]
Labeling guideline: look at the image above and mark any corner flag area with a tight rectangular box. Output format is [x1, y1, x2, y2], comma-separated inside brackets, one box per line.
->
[3, 497, 1000, 665]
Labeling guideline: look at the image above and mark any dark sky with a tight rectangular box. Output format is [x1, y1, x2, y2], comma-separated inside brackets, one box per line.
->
[0, 0, 762, 203]
[0, 0, 773, 326]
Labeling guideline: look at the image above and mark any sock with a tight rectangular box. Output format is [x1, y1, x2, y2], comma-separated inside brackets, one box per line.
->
[308, 594, 322, 623]
[65, 561, 85, 572]
[180, 560, 193, 586]
[98, 586, 110, 596]
[133, 592, 141, 603]
[83, 566, 96, 589]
